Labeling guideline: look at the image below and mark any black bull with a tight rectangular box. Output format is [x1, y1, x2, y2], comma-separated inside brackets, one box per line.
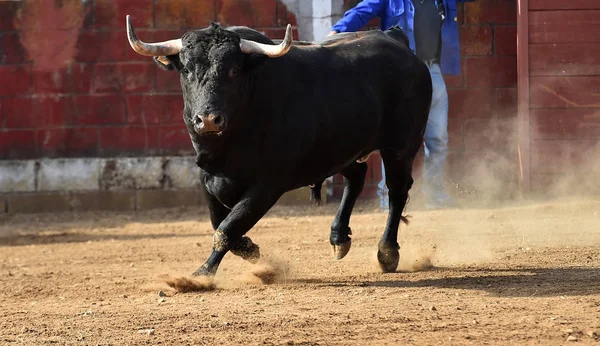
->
[126, 16, 432, 277]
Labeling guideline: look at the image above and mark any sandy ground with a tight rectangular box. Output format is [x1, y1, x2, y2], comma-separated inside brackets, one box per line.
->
[1, 197, 600, 345]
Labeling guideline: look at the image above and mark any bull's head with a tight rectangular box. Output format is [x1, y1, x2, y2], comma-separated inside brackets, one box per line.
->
[126, 15, 292, 137]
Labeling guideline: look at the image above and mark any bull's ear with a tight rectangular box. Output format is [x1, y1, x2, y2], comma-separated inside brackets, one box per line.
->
[153, 55, 182, 71]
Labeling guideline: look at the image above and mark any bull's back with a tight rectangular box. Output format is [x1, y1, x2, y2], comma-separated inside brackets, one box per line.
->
[255, 34, 429, 183]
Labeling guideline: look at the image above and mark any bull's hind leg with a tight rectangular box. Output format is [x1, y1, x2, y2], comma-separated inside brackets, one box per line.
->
[377, 149, 415, 273]
[330, 161, 368, 260]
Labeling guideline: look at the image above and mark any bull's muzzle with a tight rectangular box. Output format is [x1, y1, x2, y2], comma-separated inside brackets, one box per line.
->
[194, 114, 225, 135]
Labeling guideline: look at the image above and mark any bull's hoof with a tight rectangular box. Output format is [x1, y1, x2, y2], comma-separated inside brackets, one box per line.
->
[243, 244, 261, 264]
[377, 248, 399, 273]
[191, 263, 216, 277]
[313, 199, 322, 207]
[231, 236, 261, 264]
[332, 239, 352, 260]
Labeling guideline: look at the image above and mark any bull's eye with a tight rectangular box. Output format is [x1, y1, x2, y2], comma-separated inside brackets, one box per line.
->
[228, 67, 239, 78]
[181, 67, 190, 75]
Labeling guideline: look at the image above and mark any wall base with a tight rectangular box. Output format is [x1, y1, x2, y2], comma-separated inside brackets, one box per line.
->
[0, 157, 327, 214]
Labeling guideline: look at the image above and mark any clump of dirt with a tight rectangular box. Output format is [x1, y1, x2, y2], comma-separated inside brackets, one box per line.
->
[159, 274, 216, 293]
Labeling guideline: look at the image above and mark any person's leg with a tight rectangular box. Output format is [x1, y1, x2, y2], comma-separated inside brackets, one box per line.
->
[422, 63, 454, 208]
[377, 159, 389, 210]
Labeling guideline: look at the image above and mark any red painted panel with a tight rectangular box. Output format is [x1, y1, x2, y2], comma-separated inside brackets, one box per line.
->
[460, 25, 493, 56]
[531, 108, 600, 139]
[4, 96, 76, 129]
[494, 26, 517, 56]
[127, 94, 183, 125]
[74, 95, 127, 125]
[465, 57, 517, 87]
[37, 128, 98, 157]
[0, 66, 31, 96]
[530, 76, 600, 108]
[158, 124, 194, 153]
[76, 31, 127, 62]
[95, 0, 153, 29]
[217, 0, 278, 27]
[529, 11, 600, 43]
[464, 118, 517, 152]
[495, 88, 518, 118]
[93, 63, 154, 93]
[155, 0, 217, 29]
[97, 126, 160, 156]
[32, 64, 92, 94]
[529, 0, 600, 10]
[0, 33, 28, 64]
[529, 44, 600, 76]
[0, 1, 18, 31]
[0, 130, 37, 159]
[448, 87, 495, 120]
[464, 0, 517, 25]
[530, 139, 600, 173]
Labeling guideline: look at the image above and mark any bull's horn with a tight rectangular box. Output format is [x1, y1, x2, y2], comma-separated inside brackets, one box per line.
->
[126, 15, 182, 56]
[240, 24, 293, 58]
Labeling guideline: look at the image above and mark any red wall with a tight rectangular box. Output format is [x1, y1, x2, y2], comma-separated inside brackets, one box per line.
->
[0, 0, 296, 159]
[0, 0, 519, 197]
[527, 2, 600, 194]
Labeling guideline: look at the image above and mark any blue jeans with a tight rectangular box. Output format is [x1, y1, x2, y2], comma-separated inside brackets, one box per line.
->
[378, 63, 449, 209]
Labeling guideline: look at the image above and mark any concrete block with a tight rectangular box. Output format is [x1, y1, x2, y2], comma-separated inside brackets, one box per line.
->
[297, 0, 312, 18]
[136, 189, 204, 210]
[331, 0, 345, 16]
[0, 160, 36, 192]
[70, 191, 136, 212]
[165, 156, 200, 189]
[297, 17, 314, 41]
[6, 192, 71, 214]
[38, 158, 100, 191]
[313, 0, 333, 18]
[101, 157, 163, 190]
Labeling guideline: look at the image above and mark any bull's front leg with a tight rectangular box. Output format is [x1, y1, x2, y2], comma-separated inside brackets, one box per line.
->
[192, 187, 282, 277]
[200, 170, 264, 264]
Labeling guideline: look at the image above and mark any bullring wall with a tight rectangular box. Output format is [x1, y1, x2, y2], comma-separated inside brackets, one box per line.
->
[0, 0, 518, 213]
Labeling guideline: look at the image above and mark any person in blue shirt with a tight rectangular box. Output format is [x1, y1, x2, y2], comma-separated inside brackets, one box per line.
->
[329, 0, 472, 210]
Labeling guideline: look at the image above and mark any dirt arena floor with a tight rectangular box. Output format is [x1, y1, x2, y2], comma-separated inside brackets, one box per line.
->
[1, 197, 600, 345]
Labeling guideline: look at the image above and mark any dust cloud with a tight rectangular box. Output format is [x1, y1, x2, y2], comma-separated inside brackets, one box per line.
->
[241, 258, 290, 285]
[385, 108, 600, 269]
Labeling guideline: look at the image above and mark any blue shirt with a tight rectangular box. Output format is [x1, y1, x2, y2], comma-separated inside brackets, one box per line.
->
[332, 0, 473, 76]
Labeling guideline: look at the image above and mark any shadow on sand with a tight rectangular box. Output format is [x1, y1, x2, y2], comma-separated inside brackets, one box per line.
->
[291, 266, 600, 298]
